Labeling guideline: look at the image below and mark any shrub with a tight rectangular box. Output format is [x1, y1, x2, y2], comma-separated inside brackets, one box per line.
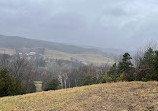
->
[82, 75, 97, 85]
[99, 75, 112, 83]
[42, 79, 60, 91]
[116, 72, 127, 82]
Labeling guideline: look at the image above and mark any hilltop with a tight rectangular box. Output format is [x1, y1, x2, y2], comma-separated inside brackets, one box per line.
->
[0, 82, 158, 111]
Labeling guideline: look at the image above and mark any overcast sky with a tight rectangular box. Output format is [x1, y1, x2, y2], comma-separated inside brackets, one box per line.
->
[0, 0, 158, 50]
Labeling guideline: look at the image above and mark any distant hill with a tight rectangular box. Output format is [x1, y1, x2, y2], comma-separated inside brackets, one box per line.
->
[0, 35, 116, 65]
[0, 35, 104, 54]
[0, 82, 158, 111]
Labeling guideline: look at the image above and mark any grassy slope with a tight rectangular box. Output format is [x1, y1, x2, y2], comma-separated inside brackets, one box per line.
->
[0, 82, 158, 111]
[45, 49, 114, 65]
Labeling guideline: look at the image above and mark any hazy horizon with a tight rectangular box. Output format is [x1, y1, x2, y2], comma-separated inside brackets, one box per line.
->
[0, 0, 158, 50]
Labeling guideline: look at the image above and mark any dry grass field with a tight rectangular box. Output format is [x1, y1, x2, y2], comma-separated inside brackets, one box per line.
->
[45, 49, 114, 65]
[0, 49, 15, 55]
[0, 82, 158, 111]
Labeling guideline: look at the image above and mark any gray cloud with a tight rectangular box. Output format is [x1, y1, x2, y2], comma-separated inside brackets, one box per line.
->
[0, 0, 158, 50]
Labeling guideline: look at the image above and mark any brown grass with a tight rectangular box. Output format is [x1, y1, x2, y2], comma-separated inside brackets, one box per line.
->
[45, 49, 114, 65]
[0, 49, 15, 55]
[0, 82, 158, 111]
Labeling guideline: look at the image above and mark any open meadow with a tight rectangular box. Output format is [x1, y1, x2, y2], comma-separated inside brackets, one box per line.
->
[0, 82, 158, 111]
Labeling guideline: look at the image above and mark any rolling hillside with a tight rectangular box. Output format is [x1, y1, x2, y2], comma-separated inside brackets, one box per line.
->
[45, 49, 114, 65]
[0, 35, 115, 65]
[0, 82, 158, 111]
[0, 35, 105, 54]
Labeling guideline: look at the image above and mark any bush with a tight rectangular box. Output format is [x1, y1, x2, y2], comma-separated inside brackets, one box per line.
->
[98, 75, 112, 83]
[142, 73, 158, 82]
[42, 79, 60, 91]
[24, 81, 36, 93]
[117, 72, 127, 82]
[82, 75, 97, 85]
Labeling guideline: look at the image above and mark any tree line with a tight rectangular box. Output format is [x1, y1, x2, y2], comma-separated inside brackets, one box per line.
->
[43, 46, 158, 91]
[1, 45, 158, 97]
[104, 47, 158, 82]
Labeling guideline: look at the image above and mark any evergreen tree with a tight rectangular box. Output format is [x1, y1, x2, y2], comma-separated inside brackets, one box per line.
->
[143, 48, 154, 76]
[143, 48, 155, 67]
[152, 51, 158, 80]
[117, 53, 133, 81]
[118, 53, 133, 74]
[107, 63, 119, 81]
[0, 68, 25, 97]
[136, 48, 156, 81]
